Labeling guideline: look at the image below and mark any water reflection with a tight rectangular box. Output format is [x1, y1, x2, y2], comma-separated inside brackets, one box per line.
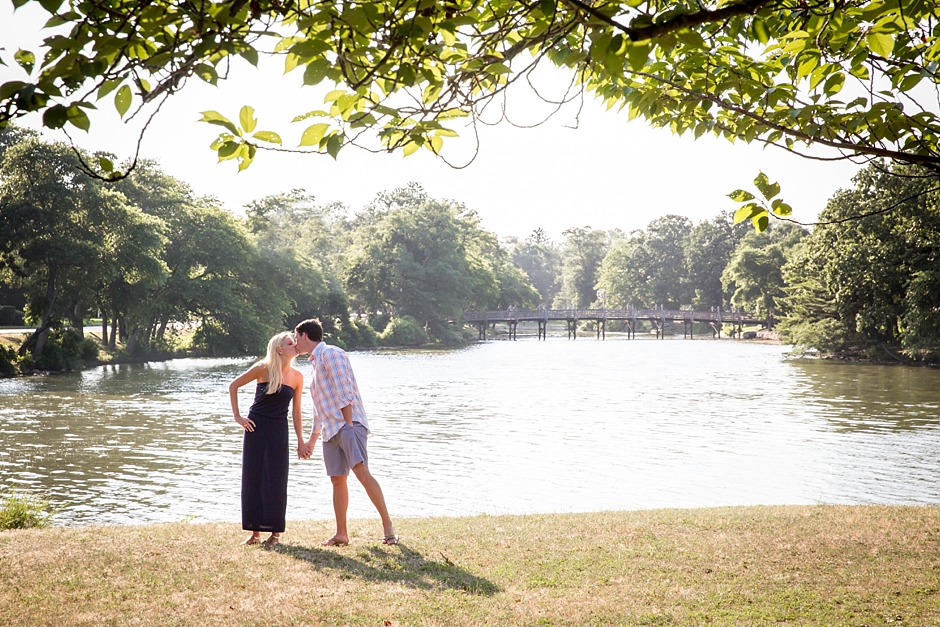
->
[2, 339, 939, 526]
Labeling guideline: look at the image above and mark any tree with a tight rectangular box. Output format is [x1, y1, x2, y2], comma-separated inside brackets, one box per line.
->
[3, 0, 939, 204]
[0, 138, 164, 356]
[344, 191, 485, 339]
[722, 221, 806, 318]
[781, 164, 940, 355]
[596, 231, 651, 308]
[685, 213, 748, 308]
[116, 162, 290, 355]
[509, 229, 562, 307]
[244, 190, 350, 335]
[596, 214, 692, 309]
[554, 227, 612, 308]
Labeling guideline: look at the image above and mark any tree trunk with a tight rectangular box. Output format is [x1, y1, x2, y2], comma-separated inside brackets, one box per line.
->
[18, 271, 59, 357]
[108, 310, 117, 350]
[118, 317, 126, 343]
[100, 305, 108, 346]
[70, 299, 84, 339]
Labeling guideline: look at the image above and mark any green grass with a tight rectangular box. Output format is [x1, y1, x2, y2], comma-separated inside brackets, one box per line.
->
[2, 505, 939, 625]
[0, 491, 55, 530]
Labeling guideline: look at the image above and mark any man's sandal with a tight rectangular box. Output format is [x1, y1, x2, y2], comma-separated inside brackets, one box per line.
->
[382, 534, 399, 546]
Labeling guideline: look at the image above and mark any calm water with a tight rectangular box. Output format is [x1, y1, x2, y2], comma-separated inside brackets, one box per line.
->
[1, 338, 939, 526]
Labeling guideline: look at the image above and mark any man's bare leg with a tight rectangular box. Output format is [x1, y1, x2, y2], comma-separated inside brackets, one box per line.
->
[323, 474, 350, 545]
[351, 462, 395, 539]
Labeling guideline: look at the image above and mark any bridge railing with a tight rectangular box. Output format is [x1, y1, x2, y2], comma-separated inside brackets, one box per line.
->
[464, 307, 761, 324]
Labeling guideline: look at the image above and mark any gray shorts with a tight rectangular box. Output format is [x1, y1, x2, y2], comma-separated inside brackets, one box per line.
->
[323, 422, 369, 476]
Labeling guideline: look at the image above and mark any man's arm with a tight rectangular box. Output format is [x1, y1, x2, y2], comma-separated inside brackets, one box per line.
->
[323, 350, 358, 425]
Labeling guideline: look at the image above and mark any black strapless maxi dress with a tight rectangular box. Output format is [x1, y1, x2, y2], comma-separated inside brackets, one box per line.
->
[241, 382, 293, 533]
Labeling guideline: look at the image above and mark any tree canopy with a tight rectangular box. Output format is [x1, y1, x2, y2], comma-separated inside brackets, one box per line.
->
[2, 0, 939, 217]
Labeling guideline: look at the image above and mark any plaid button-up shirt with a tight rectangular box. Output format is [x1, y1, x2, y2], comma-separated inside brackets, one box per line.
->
[309, 342, 369, 442]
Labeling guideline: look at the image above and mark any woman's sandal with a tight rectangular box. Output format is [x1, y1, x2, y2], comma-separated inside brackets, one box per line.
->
[321, 536, 349, 547]
[262, 534, 280, 546]
[242, 534, 261, 546]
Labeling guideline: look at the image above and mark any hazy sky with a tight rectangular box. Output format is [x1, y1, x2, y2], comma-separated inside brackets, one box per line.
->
[1, 2, 861, 240]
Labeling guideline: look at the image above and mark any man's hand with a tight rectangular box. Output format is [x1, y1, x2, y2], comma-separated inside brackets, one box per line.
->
[296, 441, 311, 459]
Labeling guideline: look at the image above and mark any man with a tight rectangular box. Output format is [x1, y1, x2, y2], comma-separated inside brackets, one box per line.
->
[293, 318, 398, 546]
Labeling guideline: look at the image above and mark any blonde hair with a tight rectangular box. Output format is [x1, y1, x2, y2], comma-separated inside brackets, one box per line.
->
[258, 331, 295, 394]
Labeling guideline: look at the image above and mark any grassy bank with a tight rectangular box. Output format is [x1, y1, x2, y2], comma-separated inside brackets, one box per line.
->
[2, 506, 939, 626]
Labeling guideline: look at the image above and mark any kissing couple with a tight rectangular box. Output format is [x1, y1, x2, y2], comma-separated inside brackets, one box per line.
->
[228, 318, 397, 547]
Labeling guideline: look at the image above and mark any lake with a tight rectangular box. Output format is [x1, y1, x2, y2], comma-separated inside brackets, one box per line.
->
[2, 337, 939, 526]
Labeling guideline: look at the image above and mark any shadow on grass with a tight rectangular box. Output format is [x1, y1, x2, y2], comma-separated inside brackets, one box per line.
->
[274, 541, 499, 596]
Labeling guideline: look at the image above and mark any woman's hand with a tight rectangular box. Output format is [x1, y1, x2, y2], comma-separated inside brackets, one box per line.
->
[235, 414, 256, 432]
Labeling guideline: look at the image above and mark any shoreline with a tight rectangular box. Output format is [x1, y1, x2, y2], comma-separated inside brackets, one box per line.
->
[3, 505, 938, 626]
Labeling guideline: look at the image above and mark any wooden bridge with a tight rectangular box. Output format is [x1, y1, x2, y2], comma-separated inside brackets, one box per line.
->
[464, 307, 770, 340]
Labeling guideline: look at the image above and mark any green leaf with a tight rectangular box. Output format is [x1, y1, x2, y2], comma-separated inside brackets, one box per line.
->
[217, 141, 240, 161]
[326, 133, 342, 159]
[13, 49, 35, 74]
[865, 32, 894, 57]
[239, 106, 257, 134]
[66, 104, 90, 131]
[752, 213, 769, 231]
[97, 79, 122, 100]
[627, 42, 651, 72]
[771, 199, 792, 216]
[238, 48, 259, 67]
[41, 104, 68, 129]
[299, 123, 329, 147]
[199, 111, 240, 136]
[676, 30, 705, 48]
[728, 189, 755, 202]
[539, 0, 556, 16]
[194, 63, 219, 86]
[114, 85, 131, 118]
[323, 89, 346, 103]
[98, 156, 113, 173]
[823, 72, 845, 96]
[753, 172, 780, 200]
[38, 0, 64, 12]
[0, 81, 26, 101]
[402, 140, 420, 157]
[733, 203, 763, 224]
[303, 59, 331, 86]
[252, 130, 282, 145]
[237, 143, 255, 172]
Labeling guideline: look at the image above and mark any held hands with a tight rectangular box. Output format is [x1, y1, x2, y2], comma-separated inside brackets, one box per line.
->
[235, 414, 256, 432]
[296, 441, 312, 459]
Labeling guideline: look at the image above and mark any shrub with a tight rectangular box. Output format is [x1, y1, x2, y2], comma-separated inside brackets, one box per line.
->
[338, 318, 378, 350]
[378, 316, 427, 347]
[779, 318, 856, 353]
[22, 329, 91, 371]
[0, 305, 24, 326]
[0, 490, 55, 530]
[0, 344, 18, 377]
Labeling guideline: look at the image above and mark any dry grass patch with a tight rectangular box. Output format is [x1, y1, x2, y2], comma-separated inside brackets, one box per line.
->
[1, 506, 939, 626]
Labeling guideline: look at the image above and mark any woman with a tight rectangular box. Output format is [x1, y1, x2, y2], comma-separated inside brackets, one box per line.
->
[229, 331, 304, 546]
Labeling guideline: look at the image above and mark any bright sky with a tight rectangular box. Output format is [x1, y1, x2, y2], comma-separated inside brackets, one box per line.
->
[1, 2, 861, 240]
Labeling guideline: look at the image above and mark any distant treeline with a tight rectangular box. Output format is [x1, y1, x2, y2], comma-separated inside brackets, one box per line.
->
[2, 126, 938, 374]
